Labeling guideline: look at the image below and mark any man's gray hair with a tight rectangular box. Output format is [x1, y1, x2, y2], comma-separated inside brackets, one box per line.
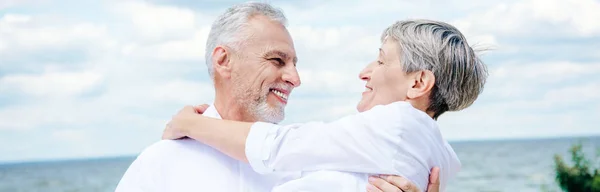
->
[205, 2, 287, 79]
[381, 19, 488, 119]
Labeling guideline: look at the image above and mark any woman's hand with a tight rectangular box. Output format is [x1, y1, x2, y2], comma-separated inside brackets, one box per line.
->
[367, 167, 440, 192]
[162, 104, 252, 162]
[162, 104, 210, 140]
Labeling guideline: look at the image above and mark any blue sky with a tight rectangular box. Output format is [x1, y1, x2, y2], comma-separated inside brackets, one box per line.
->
[1, 0, 599, 163]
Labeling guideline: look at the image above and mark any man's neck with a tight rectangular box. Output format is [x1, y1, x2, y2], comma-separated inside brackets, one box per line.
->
[213, 94, 254, 122]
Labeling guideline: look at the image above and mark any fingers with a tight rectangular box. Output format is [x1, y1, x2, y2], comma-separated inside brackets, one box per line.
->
[194, 104, 210, 114]
[175, 104, 208, 115]
[164, 105, 200, 140]
[381, 175, 419, 192]
[367, 183, 383, 192]
[175, 105, 194, 115]
[426, 167, 441, 192]
[184, 105, 195, 112]
[368, 176, 401, 192]
[162, 122, 173, 140]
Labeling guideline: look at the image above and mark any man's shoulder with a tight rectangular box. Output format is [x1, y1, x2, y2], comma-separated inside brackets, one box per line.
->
[144, 139, 202, 151]
[116, 140, 239, 191]
[136, 139, 218, 160]
[126, 139, 236, 176]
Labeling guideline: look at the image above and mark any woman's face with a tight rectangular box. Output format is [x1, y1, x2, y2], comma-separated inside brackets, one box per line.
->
[356, 39, 413, 112]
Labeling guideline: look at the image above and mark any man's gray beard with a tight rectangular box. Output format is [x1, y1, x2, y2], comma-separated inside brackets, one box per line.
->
[252, 98, 284, 124]
[232, 81, 285, 123]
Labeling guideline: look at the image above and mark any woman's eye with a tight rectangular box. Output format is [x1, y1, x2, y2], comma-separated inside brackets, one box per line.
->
[377, 61, 384, 65]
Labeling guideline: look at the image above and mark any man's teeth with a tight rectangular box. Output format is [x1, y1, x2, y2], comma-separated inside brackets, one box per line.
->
[271, 90, 288, 100]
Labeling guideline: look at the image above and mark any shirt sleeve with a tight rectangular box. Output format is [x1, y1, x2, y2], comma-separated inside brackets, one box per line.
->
[246, 101, 415, 175]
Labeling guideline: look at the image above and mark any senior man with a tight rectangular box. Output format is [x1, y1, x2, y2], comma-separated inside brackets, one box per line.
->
[115, 2, 437, 192]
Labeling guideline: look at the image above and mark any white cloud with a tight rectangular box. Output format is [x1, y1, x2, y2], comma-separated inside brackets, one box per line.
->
[123, 27, 211, 61]
[0, 14, 112, 52]
[0, 70, 103, 97]
[542, 82, 600, 105]
[52, 129, 90, 144]
[0, 38, 5, 52]
[281, 0, 438, 25]
[455, 0, 600, 37]
[492, 61, 600, 84]
[528, 0, 600, 36]
[151, 79, 214, 105]
[112, 1, 198, 40]
[0, 0, 44, 9]
[0, 77, 213, 132]
[438, 100, 600, 141]
[436, 59, 600, 140]
[0, 102, 79, 130]
[290, 26, 348, 50]
[288, 25, 380, 72]
[296, 69, 363, 95]
[485, 61, 600, 102]
[0, 13, 32, 24]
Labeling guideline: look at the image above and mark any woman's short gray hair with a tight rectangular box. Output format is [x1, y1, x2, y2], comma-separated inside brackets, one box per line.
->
[381, 19, 488, 119]
[205, 2, 287, 79]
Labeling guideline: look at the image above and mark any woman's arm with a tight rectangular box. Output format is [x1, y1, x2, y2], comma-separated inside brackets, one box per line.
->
[164, 102, 419, 175]
[164, 104, 444, 191]
[163, 105, 253, 163]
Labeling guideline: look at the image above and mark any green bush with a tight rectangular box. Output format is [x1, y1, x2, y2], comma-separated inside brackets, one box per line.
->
[554, 143, 600, 192]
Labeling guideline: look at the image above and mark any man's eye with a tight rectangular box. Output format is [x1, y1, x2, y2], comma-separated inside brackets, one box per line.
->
[270, 58, 285, 66]
[377, 61, 384, 65]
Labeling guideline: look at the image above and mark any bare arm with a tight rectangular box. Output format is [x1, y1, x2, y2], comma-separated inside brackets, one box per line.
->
[163, 105, 252, 163]
[164, 103, 412, 174]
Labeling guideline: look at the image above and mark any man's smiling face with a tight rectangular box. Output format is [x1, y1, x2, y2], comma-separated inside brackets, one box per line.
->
[230, 15, 301, 123]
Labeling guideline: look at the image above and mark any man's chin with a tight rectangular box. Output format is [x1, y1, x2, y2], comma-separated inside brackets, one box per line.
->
[254, 105, 285, 123]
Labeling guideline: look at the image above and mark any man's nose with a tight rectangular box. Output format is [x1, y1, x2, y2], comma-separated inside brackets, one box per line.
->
[282, 67, 301, 87]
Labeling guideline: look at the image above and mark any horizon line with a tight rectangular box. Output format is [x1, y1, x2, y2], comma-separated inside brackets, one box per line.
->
[2, 134, 599, 165]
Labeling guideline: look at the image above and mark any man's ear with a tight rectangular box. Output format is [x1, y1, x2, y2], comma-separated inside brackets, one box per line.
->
[212, 46, 233, 79]
[407, 70, 435, 99]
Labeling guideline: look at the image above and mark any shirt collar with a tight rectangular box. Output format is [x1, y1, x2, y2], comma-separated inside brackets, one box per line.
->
[203, 104, 222, 120]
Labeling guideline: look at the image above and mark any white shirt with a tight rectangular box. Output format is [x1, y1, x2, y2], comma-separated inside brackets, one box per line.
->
[115, 105, 296, 192]
[245, 101, 461, 191]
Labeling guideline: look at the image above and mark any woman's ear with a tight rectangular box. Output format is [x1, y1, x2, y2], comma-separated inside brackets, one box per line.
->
[407, 70, 435, 99]
[212, 46, 233, 79]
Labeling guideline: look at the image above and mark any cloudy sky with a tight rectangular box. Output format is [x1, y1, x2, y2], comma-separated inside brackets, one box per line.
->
[1, 0, 599, 163]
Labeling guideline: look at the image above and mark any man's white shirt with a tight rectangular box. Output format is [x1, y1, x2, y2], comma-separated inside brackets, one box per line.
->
[115, 105, 296, 192]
